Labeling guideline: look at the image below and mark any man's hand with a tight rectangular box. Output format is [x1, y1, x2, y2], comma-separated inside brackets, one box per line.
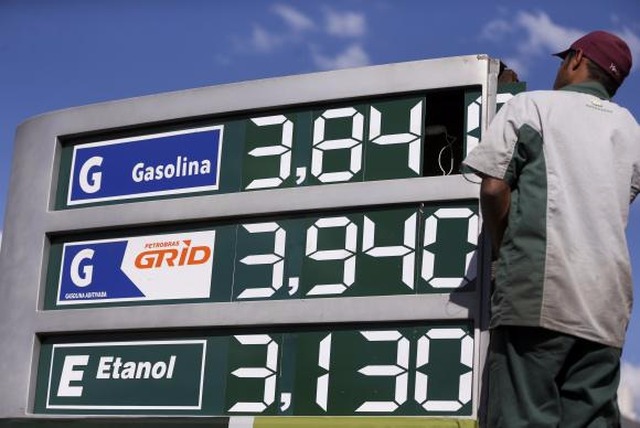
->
[499, 68, 519, 84]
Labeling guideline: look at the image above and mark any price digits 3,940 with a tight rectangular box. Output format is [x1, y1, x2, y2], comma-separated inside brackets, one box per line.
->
[234, 206, 478, 299]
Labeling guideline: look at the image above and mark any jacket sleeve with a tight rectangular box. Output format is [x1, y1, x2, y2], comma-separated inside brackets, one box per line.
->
[462, 93, 541, 186]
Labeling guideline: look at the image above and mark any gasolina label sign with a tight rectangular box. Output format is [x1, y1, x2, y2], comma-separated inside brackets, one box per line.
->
[45, 340, 207, 410]
[57, 230, 215, 305]
[67, 125, 223, 205]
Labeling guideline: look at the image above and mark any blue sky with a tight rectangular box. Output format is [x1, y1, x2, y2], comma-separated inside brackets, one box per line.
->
[1, 0, 639, 420]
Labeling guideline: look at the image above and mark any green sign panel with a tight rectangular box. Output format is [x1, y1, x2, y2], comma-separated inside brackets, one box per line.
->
[57, 95, 428, 209]
[45, 202, 479, 309]
[44, 340, 206, 411]
[36, 322, 473, 416]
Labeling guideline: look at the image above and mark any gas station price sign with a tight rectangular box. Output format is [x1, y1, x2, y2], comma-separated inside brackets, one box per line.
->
[35, 322, 473, 416]
[44, 202, 478, 309]
[59, 96, 426, 208]
[0, 56, 514, 425]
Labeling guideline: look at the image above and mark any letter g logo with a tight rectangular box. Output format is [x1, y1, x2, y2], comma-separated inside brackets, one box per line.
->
[70, 249, 95, 288]
[79, 156, 103, 194]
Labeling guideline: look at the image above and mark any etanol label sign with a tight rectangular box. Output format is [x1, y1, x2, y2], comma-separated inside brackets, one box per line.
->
[57, 230, 216, 305]
[67, 125, 223, 205]
[45, 340, 207, 410]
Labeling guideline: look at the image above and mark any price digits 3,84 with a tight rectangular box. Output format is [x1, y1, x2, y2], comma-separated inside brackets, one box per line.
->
[228, 328, 473, 414]
[245, 100, 424, 189]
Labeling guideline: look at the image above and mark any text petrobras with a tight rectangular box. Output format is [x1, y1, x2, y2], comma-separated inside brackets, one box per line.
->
[57, 231, 216, 305]
[67, 126, 223, 205]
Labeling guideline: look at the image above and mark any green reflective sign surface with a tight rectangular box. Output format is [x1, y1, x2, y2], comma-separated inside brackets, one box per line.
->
[43, 340, 206, 411]
[57, 96, 426, 209]
[36, 322, 473, 416]
[45, 202, 478, 309]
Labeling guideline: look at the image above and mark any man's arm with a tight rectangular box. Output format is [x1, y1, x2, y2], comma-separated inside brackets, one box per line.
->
[480, 176, 511, 259]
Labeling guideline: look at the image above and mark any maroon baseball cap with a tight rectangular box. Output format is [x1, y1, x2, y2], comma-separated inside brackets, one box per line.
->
[553, 30, 632, 83]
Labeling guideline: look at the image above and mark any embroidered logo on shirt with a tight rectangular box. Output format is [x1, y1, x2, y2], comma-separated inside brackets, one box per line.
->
[586, 98, 613, 113]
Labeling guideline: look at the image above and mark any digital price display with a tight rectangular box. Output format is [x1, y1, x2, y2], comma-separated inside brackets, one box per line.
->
[36, 322, 473, 416]
[44, 202, 478, 308]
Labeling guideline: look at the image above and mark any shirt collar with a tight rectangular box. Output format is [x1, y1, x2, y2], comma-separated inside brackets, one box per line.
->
[559, 81, 610, 100]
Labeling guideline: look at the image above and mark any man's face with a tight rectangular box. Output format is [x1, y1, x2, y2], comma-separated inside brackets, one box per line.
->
[553, 54, 572, 90]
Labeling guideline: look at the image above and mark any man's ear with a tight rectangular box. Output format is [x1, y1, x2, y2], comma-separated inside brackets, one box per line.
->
[570, 49, 585, 70]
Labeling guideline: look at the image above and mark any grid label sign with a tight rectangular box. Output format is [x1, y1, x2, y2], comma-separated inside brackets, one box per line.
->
[57, 230, 216, 305]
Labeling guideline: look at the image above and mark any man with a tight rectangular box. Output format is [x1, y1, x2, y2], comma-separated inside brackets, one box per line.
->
[463, 31, 640, 427]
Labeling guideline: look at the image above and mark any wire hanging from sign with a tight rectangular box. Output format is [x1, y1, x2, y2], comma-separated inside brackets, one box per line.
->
[425, 125, 456, 176]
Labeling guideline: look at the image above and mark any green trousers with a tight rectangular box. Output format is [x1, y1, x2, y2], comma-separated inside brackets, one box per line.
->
[487, 326, 621, 428]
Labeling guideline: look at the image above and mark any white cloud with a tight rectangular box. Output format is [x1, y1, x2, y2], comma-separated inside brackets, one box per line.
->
[249, 25, 284, 53]
[611, 14, 622, 26]
[214, 54, 232, 66]
[325, 9, 366, 38]
[514, 11, 584, 55]
[616, 27, 640, 71]
[235, 5, 371, 71]
[312, 43, 370, 70]
[619, 361, 640, 421]
[479, 10, 640, 77]
[272, 4, 316, 32]
[502, 56, 528, 80]
[480, 19, 514, 42]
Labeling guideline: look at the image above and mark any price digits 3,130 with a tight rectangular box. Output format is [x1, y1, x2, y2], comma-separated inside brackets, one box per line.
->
[228, 328, 473, 414]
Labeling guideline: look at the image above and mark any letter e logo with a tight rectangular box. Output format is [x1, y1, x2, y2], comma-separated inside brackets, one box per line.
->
[57, 355, 89, 397]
